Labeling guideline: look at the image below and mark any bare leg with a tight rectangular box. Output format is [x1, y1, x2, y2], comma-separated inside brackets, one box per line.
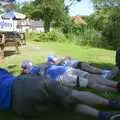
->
[70, 90, 109, 106]
[71, 69, 118, 91]
[87, 74, 118, 87]
[88, 82, 117, 92]
[81, 63, 103, 74]
[76, 104, 99, 117]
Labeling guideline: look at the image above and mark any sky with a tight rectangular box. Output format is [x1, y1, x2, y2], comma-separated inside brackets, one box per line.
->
[16, 0, 95, 16]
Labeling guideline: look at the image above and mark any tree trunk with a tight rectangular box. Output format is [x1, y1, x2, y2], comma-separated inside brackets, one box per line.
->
[44, 21, 50, 33]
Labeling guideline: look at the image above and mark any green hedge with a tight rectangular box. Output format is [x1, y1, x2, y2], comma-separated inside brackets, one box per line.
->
[28, 30, 68, 42]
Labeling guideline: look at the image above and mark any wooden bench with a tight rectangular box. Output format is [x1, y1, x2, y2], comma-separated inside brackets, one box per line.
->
[0, 32, 20, 59]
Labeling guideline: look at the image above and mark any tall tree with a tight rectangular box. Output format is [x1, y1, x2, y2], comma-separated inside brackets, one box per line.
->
[90, 0, 120, 49]
[32, 0, 64, 32]
[20, 2, 35, 19]
[20, 0, 81, 32]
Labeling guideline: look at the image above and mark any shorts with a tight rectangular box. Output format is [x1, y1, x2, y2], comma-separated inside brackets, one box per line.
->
[58, 69, 88, 88]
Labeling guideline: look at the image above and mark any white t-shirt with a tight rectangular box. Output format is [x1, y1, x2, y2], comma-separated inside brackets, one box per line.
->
[64, 59, 79, 68]
[47, 55, 79, 68]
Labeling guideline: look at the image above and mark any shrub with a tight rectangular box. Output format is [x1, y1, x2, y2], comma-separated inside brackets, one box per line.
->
[28, 30, 68, 42]
[66, 26, 103, 48]
[28, 28, 103, 48]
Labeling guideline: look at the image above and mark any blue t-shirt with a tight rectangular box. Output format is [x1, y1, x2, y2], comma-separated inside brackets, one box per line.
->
[0, 68, 15, 109]
[44, 65, 68, 80]
[64, 59, 79, 68]
[30, 66, 41, 75]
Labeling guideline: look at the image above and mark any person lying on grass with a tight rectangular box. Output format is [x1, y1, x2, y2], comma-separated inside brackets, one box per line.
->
[47, 55, 119, 79]
[20, 59, 118, 81]
[20, 60, 120, 92]
[2, 72, 120, 120]
[43, 64, 120, 92]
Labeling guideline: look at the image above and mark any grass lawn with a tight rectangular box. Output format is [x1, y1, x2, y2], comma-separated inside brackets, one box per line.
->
[0, 41, 116, 75]
[0, 41, 119, 120]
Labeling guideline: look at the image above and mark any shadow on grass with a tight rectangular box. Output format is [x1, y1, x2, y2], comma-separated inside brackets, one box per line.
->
[90, 62, 114, 69]
[4, 51, 18, 58]
[7, 65, 17, 69]
[0, 109, 96, 120]
[6, 64, 19, 75]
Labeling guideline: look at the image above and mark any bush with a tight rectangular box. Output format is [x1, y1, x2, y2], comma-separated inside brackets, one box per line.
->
[27, 32, 40, 41]
[80, 27, 103, 47]
[102, 9, 120, 49]
[88, 7, 120, 50]
[28, 30, 68, 42]
[28, 28, 103, 48]
[66, 26, 103, 48]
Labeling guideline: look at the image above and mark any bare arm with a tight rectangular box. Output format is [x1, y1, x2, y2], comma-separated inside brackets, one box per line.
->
[54, 56, 71, 65]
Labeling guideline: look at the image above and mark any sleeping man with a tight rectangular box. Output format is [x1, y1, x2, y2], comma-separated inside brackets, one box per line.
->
[47, 55, 119, 79]
[43, 64, 120, 92]
[1, 66, 120, 120]
[20, 60, 120, 92]
[6, 72, 120, 120]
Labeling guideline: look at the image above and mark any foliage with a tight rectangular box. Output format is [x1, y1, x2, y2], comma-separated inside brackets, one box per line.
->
[28, 27, 103, 48]
[20, 2, 35, 19]
[87, 6, 120, 49]
[91, 0, 120, 9]
[66, 26, 103, 47]
[102, 8, 120, 49]
[28, 30, 68, 42]
[20, 0, 81, 33]
[59, 15, 103, 48]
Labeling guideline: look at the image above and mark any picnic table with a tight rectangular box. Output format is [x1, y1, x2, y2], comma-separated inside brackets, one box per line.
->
[0, 32, 20, 59]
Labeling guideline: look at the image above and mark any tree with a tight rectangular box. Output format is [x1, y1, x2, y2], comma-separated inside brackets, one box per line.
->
[20, 0, 81, 32]
[64, 0, 81, 12]
[90, 0, 120, 49]
[31, 0, 65, 32]
[91, 0, 120, 9]
[20, 2, 35, 19]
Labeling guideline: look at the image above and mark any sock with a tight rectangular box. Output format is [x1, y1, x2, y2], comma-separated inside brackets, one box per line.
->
[98, 111, 110, 120]
[109, 100, 120, 109]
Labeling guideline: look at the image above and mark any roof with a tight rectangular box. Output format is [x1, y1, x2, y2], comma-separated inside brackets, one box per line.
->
[0, 11, 26, 20]
[71, 16, 87, 25]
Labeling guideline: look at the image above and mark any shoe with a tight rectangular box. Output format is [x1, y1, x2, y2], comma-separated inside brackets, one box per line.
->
[109, 100, 120, 109]
[107, 112, 120, 120]
[106, 67, 119, 80]
[98, 111, 110, 120]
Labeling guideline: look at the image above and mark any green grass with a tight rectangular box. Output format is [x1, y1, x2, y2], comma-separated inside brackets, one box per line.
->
[0, 41, 116, 75]
[0, 41, 118, 120]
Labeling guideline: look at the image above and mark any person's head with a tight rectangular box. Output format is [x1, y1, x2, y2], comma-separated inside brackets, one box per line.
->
[47, 55, 57, 65]
[20, 60, 33, 74]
